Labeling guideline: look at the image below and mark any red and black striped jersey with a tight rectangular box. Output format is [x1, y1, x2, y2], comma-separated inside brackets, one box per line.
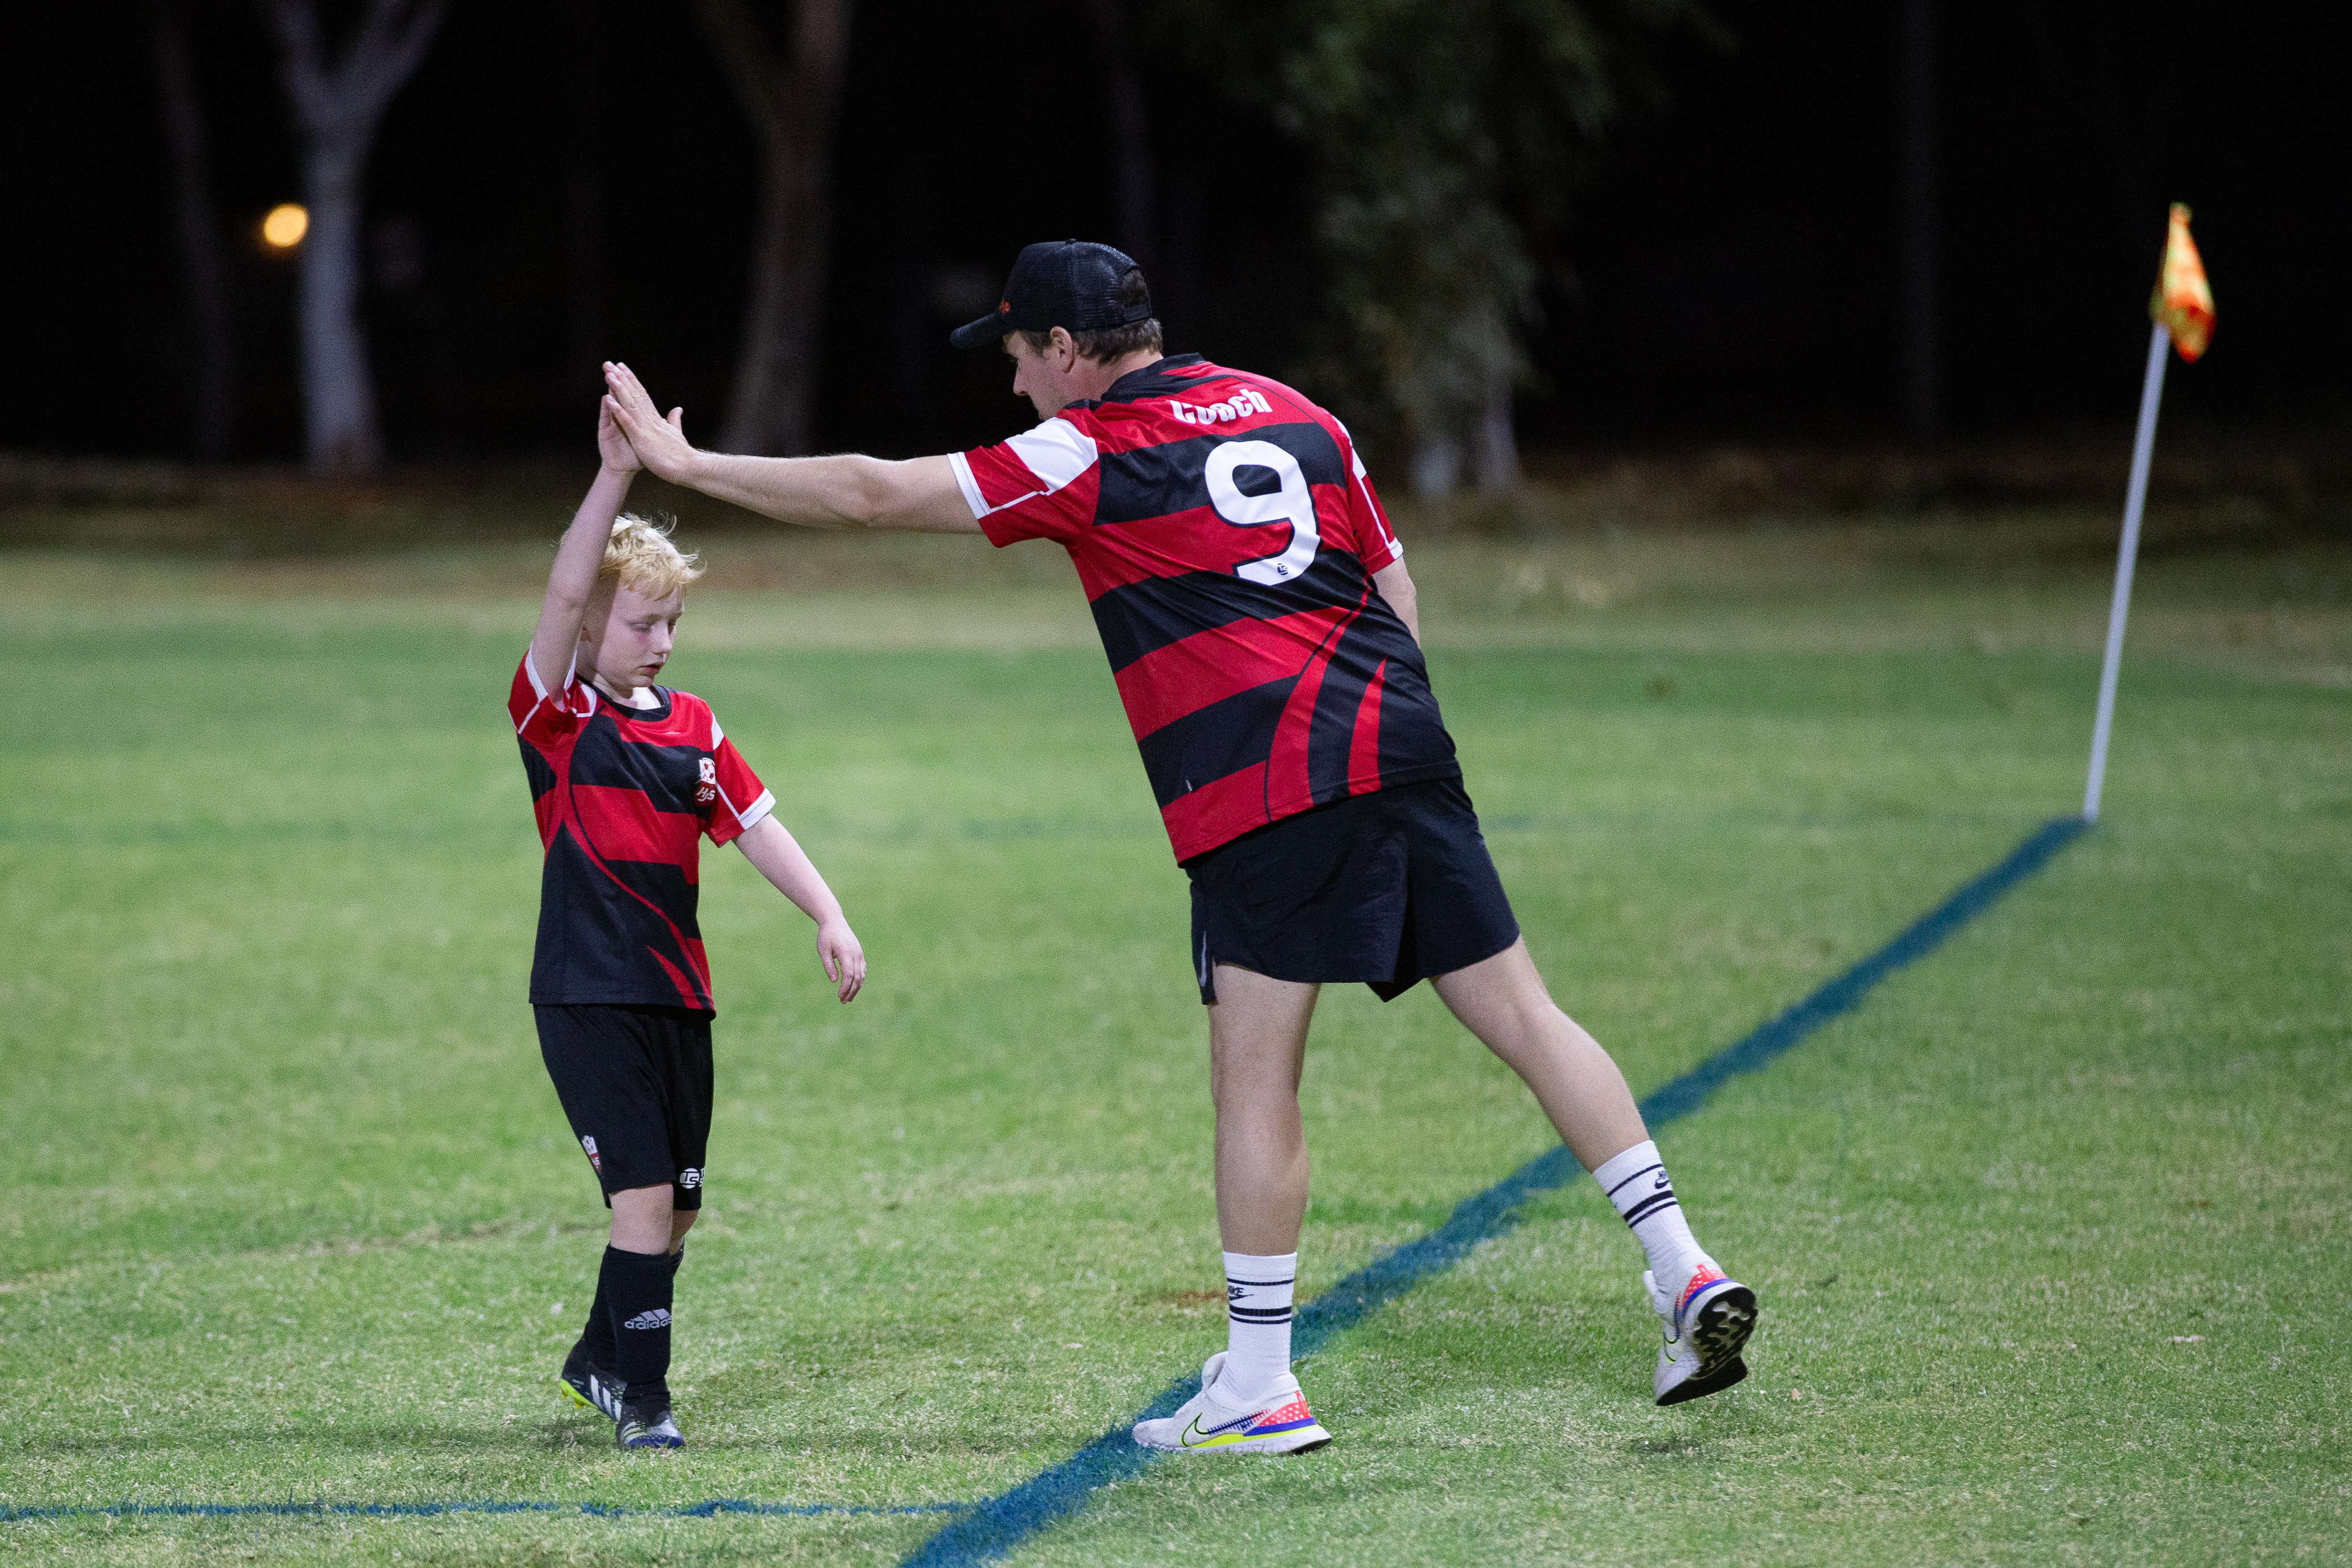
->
[508, 653, 775, 1012]
[950, 354, 1459, 861]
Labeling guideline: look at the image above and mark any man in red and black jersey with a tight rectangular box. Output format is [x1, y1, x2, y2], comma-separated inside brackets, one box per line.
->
[517, 399, 866, 1450]
[603, 241, 1757, 1446]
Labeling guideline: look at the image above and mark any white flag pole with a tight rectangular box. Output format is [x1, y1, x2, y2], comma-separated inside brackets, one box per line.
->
[2082, 321, 2173, 822]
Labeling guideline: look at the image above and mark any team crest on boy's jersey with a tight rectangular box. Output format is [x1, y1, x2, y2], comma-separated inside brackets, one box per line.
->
[696, 757, 719, 806]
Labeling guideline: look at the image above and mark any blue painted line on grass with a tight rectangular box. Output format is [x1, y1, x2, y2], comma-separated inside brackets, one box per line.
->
[0, 1497, 969, 1524]
[900, 814, 2089, 1567]
[2, 818, 2087, 1546]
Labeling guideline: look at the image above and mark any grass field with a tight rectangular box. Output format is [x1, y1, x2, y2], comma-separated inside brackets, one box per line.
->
[2, 505, 2347, 1564]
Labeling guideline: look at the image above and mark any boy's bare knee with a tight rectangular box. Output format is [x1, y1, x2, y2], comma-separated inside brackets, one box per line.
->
[609, 1184, 675, 1254]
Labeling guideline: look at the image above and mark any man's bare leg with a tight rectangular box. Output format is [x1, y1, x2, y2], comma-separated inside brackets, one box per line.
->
[1135, 963, 1334, 1447]
[1159, 961, 1323, 1419]
[1208, 963, 1319, 1256]
[1433, 936, 1756, 1403]
[1427, 937, 1646, 1171]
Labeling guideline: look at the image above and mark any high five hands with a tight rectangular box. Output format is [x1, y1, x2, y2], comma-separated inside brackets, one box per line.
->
[602, 362, 694, 484]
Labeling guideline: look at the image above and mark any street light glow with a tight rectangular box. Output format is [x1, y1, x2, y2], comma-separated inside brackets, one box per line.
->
[261, 204, 309, 249]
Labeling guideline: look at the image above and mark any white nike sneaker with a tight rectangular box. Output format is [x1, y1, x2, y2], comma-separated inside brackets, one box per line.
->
[1647, 1264, 1757, 1406]
[1132, 1352, 1332, 1455]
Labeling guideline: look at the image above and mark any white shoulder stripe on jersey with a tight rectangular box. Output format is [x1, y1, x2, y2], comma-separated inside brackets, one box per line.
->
[1332, 421, 1400, 556]
[947, 450, 988, 521]
[517, 647, 590, 733]
[950, 418, 1100, 521]
[1006, 416, 1098, 489]
[732, 788, 776, 833]
[521, 644, 581, 703]
[1357, 469, 1399, 556]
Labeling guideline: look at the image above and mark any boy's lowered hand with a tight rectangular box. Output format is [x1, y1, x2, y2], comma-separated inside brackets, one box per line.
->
[818, 917, 866, 1004]
[734, 814, 866, 1004]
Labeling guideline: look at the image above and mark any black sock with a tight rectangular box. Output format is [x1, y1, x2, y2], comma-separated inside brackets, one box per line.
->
[574, 1265, 617, 1372]
[601, 1245, 675, 1408]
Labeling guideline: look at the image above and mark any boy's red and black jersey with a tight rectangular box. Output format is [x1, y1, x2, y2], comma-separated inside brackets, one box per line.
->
[950, 354, 1458, 861]
[507, 653, 775, 1013]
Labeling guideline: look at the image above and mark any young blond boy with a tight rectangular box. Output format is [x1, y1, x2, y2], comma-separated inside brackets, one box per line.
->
[511, 400, 865, 1449]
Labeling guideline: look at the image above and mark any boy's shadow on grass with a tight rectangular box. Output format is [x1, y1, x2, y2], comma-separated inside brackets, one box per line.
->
[1630, 1435, 1710, 1459]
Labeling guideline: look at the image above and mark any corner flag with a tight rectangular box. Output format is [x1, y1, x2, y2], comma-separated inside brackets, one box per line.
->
[2084, 204, 2217, 822]
[2152, 203, 2216, 363]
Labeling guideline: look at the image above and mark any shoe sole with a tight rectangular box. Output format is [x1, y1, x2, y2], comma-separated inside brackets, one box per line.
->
[1658, 1354, 1748, 1407]
[557, 1376, 595, 1412]
[1690, 1284, 1758, 1369]
[620, 1432, 684, 1450]
[1143, 1422, 1333, 1456]
[1656, 1284, 1759, 1407]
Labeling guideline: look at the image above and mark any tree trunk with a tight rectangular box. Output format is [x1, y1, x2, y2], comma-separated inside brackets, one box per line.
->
[150, 1, 235, 462]
[1158, 160, 1203, 349]
[888, 135, 932, 433]
[1411, 436, 1462, 500]
[564, 0, 606, 389]
[1473, 363, 1518, 492]
[268, 0, 449, 475]
[297, 143, 380, 474]
[698, 0, 850, 458]
[724, 139, 834, 456]
[1084, 0, 1156, 265]
[1899, 0, 1941, 439]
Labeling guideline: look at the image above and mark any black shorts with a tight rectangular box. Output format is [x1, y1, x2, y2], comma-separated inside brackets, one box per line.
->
[1185, 777, 1520, 1003]
[534, 1004, 713, 1209]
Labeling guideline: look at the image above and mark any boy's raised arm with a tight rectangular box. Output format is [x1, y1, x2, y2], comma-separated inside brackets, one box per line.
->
[602, 362, 977, 535]
[529, 402, 640, 695]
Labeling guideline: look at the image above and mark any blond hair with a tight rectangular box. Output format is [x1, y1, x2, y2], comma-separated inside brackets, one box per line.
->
[599, 512, 703, 600]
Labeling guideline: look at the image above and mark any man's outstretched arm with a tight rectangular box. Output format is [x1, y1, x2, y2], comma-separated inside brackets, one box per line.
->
[603, 362, 979, 534]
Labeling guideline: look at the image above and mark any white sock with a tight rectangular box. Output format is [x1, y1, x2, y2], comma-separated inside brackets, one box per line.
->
[1593, 1141, 1713, 1299]
[1217, 1251, 1297, 1405]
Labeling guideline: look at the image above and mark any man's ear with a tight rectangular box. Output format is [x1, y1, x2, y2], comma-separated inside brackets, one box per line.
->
[1049, 326, 1078, 369]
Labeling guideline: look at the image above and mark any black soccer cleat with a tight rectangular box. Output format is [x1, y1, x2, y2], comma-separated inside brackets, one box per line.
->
[558, 1342, 626, 1422]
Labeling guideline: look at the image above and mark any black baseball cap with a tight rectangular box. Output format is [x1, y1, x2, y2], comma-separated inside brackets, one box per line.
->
[948, 239, 1153, 350]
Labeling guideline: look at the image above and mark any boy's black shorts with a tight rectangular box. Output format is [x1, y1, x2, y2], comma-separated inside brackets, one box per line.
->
[535, 1003, 712, 1210]
[1184, 777, 1520, 1004]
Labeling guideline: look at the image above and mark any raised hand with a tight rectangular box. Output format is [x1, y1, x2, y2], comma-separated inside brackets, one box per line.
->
[602, 361, 695, 483]
[596, 393, 640, 475]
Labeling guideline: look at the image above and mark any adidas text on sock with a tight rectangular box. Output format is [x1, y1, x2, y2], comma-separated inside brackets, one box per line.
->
[601, 1245, 676, 1407]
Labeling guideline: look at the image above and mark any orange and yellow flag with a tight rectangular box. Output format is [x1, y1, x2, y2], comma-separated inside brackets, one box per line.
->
[2151, 203, 2214, 362]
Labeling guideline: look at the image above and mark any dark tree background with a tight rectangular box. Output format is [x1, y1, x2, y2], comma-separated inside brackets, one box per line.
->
[2, 0, 2345, 468]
